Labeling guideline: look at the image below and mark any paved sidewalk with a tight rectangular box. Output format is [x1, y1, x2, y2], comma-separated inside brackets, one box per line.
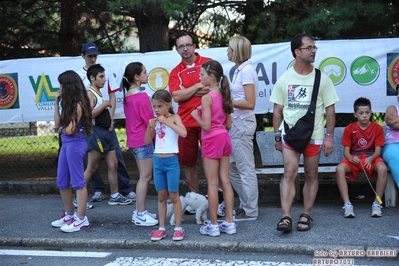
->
[0, 193, 398, 257]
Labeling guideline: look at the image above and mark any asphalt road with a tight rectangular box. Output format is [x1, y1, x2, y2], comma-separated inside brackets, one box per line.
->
[1, 194, 398, 259]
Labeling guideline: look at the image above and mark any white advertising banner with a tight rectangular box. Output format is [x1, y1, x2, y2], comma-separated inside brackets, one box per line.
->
[1, 37, 399, 123]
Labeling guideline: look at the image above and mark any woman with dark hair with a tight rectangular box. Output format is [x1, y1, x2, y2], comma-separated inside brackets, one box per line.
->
[51, 70, 92, 233]
[122, 62, 158, 226]
[191, 60, 236, 236]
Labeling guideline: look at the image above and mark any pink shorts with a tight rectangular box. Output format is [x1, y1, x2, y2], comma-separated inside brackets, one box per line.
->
[283, 141, 321, 157]
[341, 156, 384, 181]
[201, 133, 232, 159]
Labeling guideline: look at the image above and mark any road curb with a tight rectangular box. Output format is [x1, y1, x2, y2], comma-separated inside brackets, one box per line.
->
[0, 180, 375, 203]
[1, 236, 388, 256]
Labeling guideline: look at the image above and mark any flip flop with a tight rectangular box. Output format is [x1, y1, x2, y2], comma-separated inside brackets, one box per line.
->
[297, 213, 313, 231]
[277, 216, 292, 232]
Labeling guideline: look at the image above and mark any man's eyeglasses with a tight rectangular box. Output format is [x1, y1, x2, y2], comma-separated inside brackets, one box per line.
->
[177, 43, 194, 50]
[298, 46, 318, 51]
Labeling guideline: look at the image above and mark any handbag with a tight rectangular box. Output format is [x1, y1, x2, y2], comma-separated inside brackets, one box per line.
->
[283, 69, 321, 153]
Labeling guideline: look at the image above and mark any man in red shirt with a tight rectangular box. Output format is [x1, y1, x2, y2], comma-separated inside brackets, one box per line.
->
[169, 32, 211, 207]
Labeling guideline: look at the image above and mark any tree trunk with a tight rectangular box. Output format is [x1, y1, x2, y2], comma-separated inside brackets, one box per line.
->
[133, 3, 170, 52]
[59, 0, 79, 56]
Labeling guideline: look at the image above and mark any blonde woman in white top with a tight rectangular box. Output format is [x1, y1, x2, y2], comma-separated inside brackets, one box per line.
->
[227, 36, 259, 221]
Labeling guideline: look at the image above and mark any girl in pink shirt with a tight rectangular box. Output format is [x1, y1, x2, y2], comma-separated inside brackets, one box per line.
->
[191, 60, 236, 236]
[122, 62, 158, 227]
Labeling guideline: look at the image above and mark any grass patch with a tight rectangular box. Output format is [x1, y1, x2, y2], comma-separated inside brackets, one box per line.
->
[0, 134, 59, 155]
[0, 128, 129, 156]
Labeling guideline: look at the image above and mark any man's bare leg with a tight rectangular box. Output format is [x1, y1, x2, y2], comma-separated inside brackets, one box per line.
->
[185, 165, 199, 192]
[278, 147, 300, 230]
[298, 154, 320, 230]
[281, 148, 301, 216]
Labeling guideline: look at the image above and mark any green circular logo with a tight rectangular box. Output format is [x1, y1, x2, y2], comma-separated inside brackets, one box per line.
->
[319, 57, 346, 85]
[350, 56, 379, 86]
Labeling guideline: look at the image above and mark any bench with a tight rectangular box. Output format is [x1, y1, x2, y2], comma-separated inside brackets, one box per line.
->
[255, 127, 398, 207]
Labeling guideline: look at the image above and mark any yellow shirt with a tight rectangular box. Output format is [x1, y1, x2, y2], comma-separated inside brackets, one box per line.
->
[270, 67, 339, 141]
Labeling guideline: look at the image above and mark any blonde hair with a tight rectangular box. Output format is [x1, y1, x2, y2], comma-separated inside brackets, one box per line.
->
[228, 36, 252, 63]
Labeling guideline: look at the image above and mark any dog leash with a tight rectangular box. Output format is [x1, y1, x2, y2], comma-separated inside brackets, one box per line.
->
[361, 163, 383, 204]
[182, 176, 208, 199]
[182, 176, 200, 193]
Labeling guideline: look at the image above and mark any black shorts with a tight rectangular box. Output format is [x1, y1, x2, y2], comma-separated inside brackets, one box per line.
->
[86, 126, 115, 153]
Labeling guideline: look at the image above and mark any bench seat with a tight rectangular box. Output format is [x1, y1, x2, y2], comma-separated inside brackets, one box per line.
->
[255, 166, 337, 175]
[255, 127, 398, 207]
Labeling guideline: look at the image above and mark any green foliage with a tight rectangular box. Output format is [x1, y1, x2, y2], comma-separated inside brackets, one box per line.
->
[169, 0, 245, 48]
[302, 0, 397, 39]
[0, 0, 132, 59]
[110, 0, 191, 17]
[243, 0, 399, 44]
[1, 0, 399, 58]
[0, 1, 61, 59]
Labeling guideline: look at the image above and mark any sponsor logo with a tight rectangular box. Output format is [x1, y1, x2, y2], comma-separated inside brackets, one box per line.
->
[387, 53, 399, 95]
[319, 57, 346, 86]
[29, 72, 59, 111]
[29, 72, 58, 103]
[350, 56, 379, 86]
[0, 74, 19, 109]
[148, 67, 169, 91]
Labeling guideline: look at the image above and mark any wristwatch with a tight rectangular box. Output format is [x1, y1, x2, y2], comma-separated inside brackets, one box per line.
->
[275, 136, 282, 142]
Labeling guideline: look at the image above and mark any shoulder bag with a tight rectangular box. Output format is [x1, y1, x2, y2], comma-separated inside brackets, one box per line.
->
[283, 69, 321, 153]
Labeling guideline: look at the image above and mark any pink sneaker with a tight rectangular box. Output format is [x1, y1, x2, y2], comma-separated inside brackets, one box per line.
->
[151, 229, 166, 241]
[172, 229, 184, 241]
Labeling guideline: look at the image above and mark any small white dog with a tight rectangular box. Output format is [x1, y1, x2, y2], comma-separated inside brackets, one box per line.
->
[167, 192, 209, 225]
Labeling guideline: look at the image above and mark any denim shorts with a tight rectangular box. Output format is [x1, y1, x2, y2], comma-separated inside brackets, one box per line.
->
[129, 144, 154, 160]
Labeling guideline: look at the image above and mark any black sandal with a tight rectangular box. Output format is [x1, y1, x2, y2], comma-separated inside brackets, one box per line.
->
[297, 213, 313, 231]
[277, 216, 292, 232]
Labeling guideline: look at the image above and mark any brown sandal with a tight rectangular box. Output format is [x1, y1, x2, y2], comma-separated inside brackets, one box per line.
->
[297, 213, 313, 231]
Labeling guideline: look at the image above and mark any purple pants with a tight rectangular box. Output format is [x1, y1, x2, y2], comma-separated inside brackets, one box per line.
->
[57, 134, 87, 190]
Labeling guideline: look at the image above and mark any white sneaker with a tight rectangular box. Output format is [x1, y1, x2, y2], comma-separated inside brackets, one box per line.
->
[217, 201, 226, 217]
[218, 220, 237, 235]
[132, 211, 158, 226]
[200, 221, 220, 237]
[51, 211, 74, 228]
[147, 211, 157, 219]
[371, 204, 382, 217]
[91, 192, 105, 202]
[73, 198, 93, 209]
[60, 216, 90, 233]
[108, 194, 132, 206]
[133, 210, 157, 220]
[125, 192, 137, 202]
[343, 204, 355, 218]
